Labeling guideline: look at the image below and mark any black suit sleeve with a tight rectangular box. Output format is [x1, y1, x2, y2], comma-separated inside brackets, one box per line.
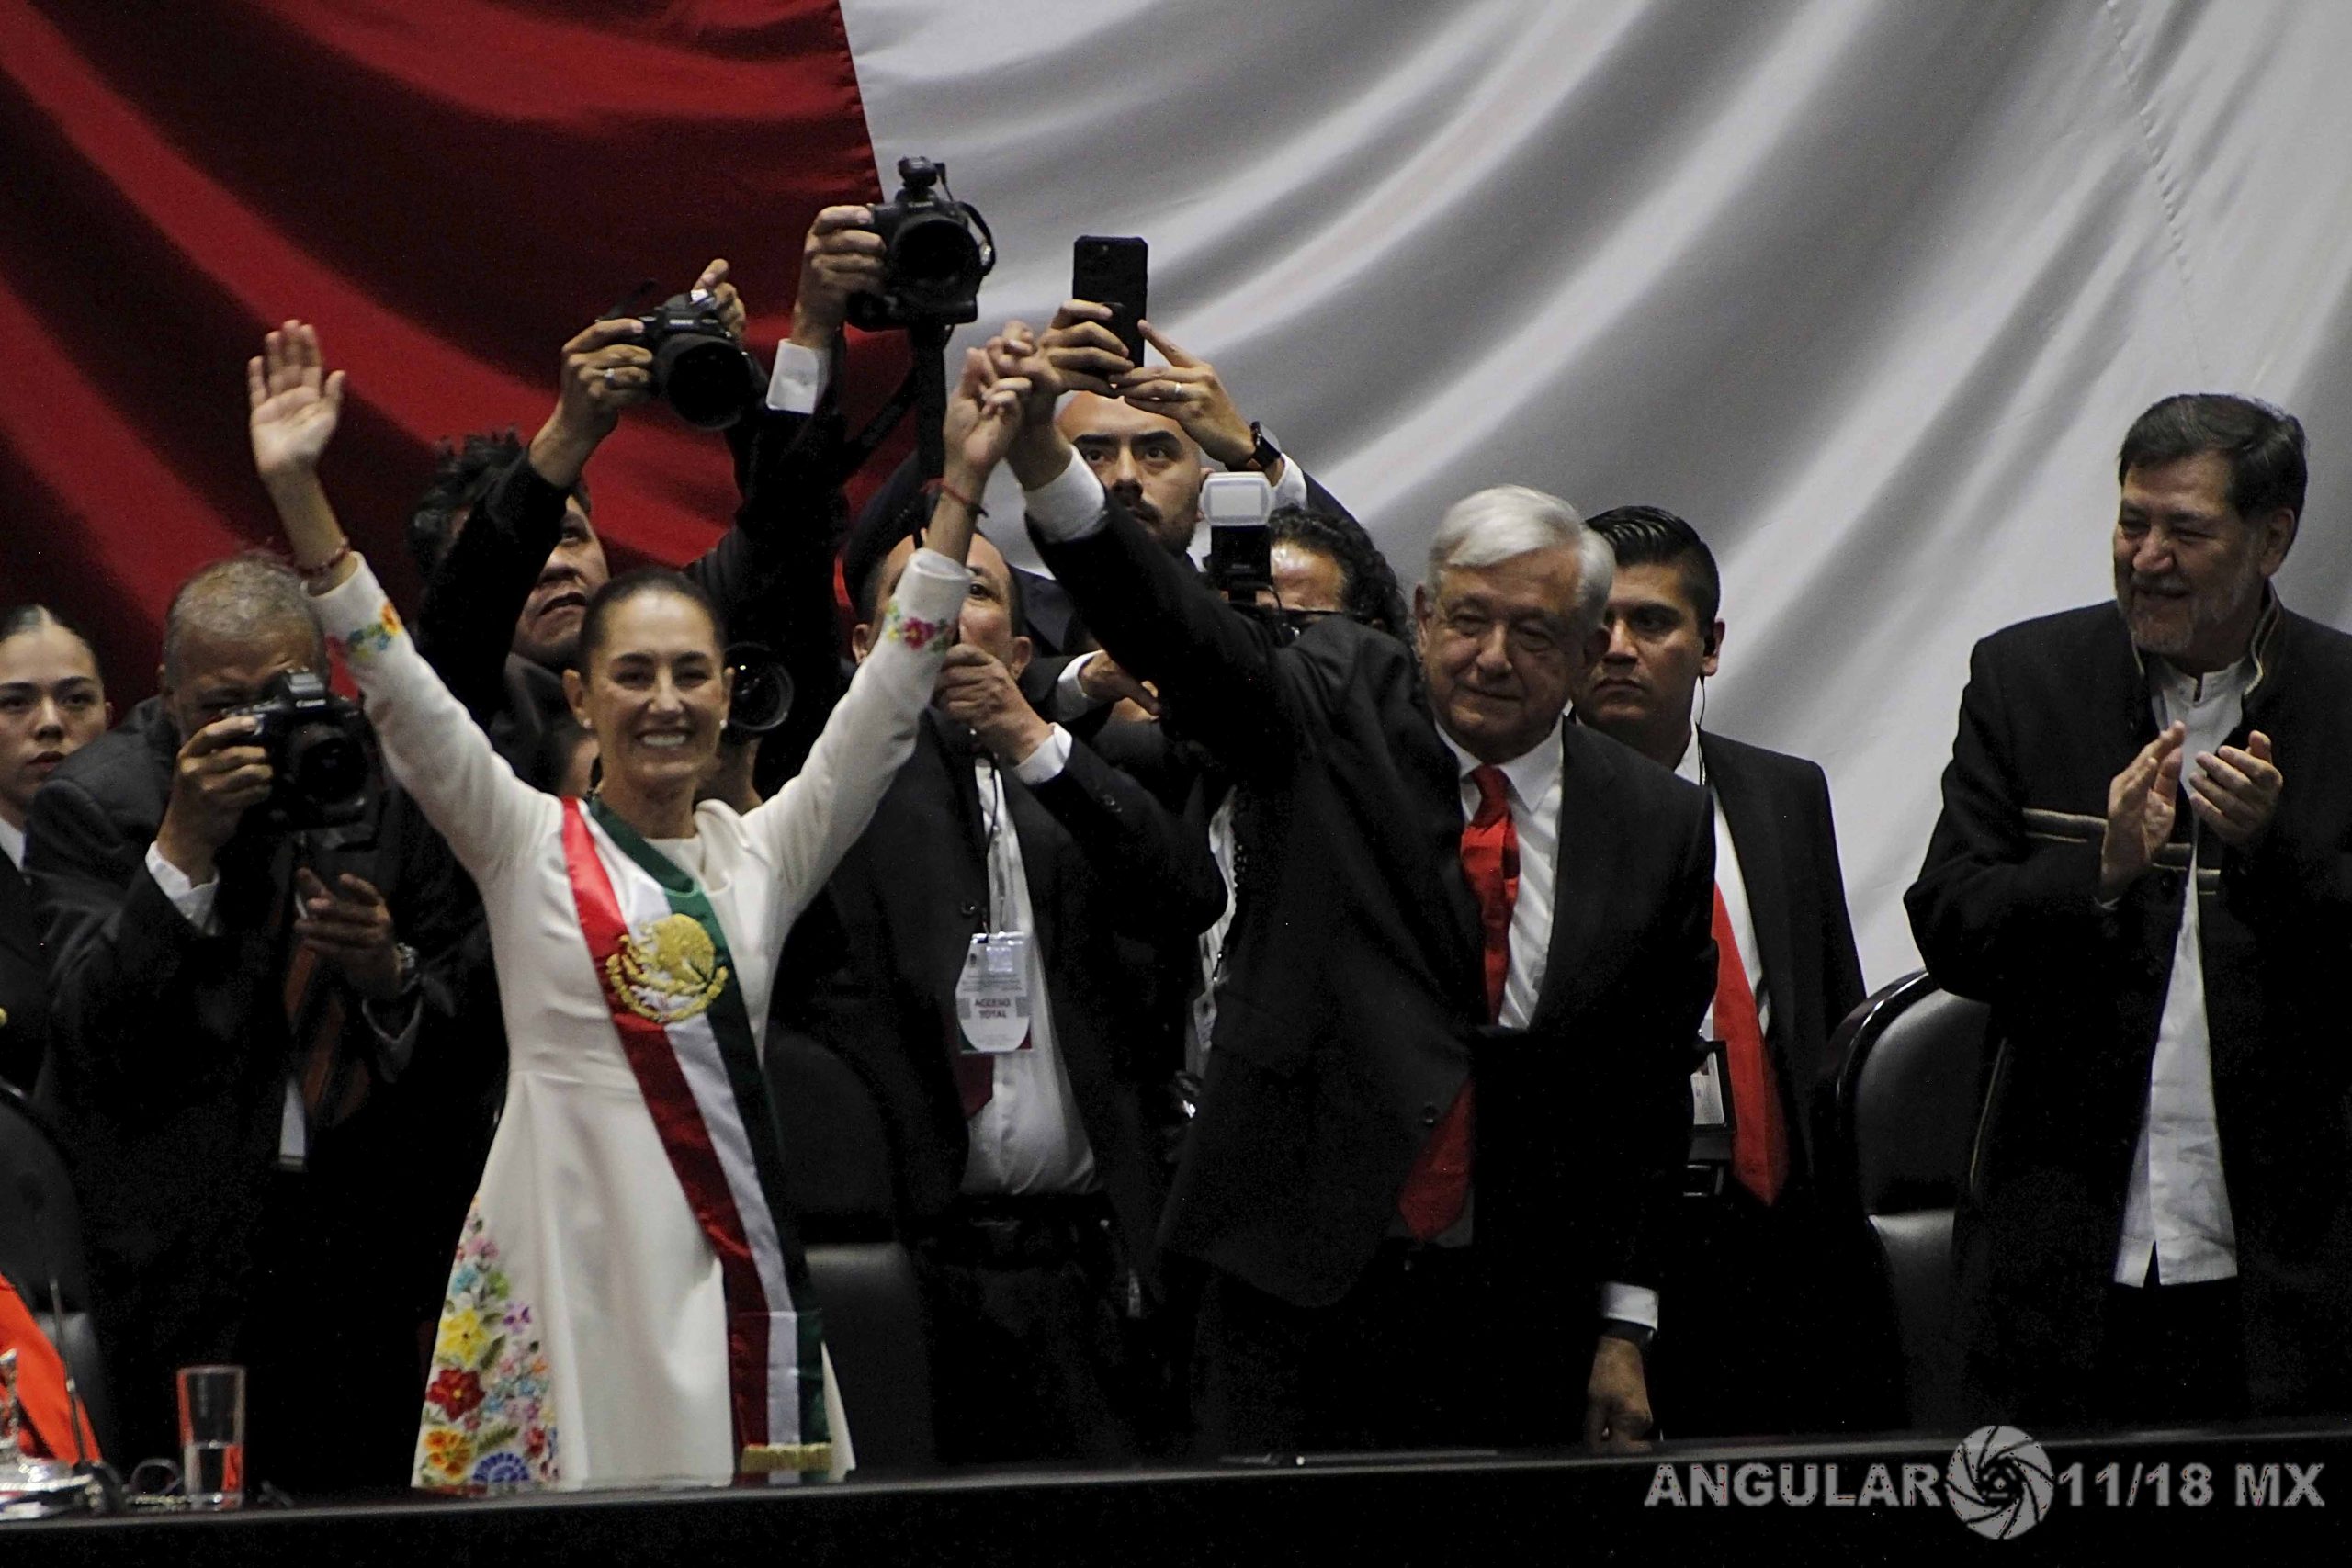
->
[1619, 789, 1715, 1293]
[1906, 639, 2112, 1000]
[1031, 498, 1300, 773]
[1031, 737, 1226, 942]
[1804, 761, 1868, 1054]
[697, 403, 848, 791]
[28, 775, 241, 1103]
[415, 455, 571, 727]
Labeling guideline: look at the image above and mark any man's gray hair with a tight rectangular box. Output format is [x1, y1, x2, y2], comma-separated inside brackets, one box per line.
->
[1424, 484, 1613, 632]
[163, 553, 326, 686]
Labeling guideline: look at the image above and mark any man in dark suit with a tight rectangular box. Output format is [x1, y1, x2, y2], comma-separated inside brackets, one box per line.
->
[1000, 327, 1715, 1453]
[408, 219, 865, 795]
[1909, 393, 2352, 1427]
[1571, 506, 1870, 1437]
[0, 605, 112, 1093]
[786, 526, 1223, 1462]
[28, 556, 484, 1486]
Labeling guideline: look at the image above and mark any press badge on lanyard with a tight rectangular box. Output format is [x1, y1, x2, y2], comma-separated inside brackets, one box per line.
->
[956, 761, 1034, 1055]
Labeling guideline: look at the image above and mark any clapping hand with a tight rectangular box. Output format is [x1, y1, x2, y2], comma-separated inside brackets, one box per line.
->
[2100, 723, 2185, 898]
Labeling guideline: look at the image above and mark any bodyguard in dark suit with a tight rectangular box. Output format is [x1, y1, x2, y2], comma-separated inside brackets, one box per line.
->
[28, 557, 485, 1486]
[1909, 394, 2352, 1427]
[0, 605, 113, 1092]
[1001, 338, 1713, 1452]
[1573, 507, 1870, 1437]
[786, 529, 1223, 1462]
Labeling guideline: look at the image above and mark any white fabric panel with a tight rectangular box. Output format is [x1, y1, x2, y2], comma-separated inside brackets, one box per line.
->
[842, 0, 2352, 988]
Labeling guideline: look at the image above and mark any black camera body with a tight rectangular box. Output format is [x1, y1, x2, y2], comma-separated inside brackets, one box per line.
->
[229, 671, 371, 832]
[847, 157, 996, 333]
[620, 290, 764, 430]
[721, 642, 795, 746]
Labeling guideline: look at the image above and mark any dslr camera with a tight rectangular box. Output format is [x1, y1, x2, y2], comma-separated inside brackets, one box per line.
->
[229, 671, 371, 831]
[847, 157, 996, 333]
[721, 642, 795, 746]
[611, 288, 764, 430]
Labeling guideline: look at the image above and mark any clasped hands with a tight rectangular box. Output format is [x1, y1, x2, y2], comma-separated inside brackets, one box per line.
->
[2099, 721, 2281, 898]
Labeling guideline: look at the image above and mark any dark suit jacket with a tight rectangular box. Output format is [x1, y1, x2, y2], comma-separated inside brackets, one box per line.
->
[786, 711, 1223, 1266]
[1906, 600, 2352, 1418]
[1034, 499, 1714, 1360]
[26, 697, 491, 1455]
[417, 400, 845, 794]
[0, 857, 46, 1092]
[1700, 730, 1867, 1179]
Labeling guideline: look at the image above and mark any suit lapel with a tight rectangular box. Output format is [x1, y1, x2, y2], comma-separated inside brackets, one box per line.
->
[0, 856, 36, 964]
[1701, 735, 1797, 1061]
[1531, 725, 1618, 1028]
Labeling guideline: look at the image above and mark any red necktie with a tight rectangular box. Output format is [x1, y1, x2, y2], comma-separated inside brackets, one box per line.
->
[1398, 764, 1517, 1240]
[1711, 884, 1786, 1205]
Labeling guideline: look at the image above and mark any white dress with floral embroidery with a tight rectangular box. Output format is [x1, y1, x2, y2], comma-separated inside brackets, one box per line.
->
[312, 555, 963, 1490]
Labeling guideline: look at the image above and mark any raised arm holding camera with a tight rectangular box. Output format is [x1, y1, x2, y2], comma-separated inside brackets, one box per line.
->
[410, 221, 869, 799]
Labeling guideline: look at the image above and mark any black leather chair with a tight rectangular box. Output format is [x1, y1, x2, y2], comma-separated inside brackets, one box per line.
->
[0, 1080, 112, 1460]
[1831, 970, 1994, 1431]
[768, 1032, 934, 1470]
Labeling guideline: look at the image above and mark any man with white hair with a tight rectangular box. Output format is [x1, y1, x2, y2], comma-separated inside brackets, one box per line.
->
[997, 326, 1715, 1454]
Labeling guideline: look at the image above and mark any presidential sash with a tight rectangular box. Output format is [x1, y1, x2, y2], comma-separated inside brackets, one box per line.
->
[559, 796, 831, 1475]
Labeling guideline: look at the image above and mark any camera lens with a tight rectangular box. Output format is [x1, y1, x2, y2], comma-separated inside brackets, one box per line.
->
[893, 213, 981, 289]
[654, 336, 760, 430]
[286, 723, 368, 807]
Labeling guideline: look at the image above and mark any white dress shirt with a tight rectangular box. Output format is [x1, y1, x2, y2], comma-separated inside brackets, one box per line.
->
[0, 816, 26, 873]
[960, 729, 1101, 1196]
[2114, 658, 2247, 1287]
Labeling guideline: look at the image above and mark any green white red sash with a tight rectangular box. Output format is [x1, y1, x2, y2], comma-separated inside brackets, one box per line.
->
[560, 795, 831, 1474]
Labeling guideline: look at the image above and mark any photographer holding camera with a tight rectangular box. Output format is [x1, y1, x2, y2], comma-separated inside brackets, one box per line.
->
[409, 220, 871, 800]
[25, 551, 488, 1491]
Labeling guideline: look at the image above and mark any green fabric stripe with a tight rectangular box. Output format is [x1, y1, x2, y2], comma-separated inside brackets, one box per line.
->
[797, 1309, 830, 1445]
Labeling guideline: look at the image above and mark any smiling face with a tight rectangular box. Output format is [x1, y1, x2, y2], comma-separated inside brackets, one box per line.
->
[562, 587, 731, 803]
[1057, 392, 1205, 553]
[2113, 451, 2293, 674]
[514, 497, 612, 671]
[0, 620, 109, 830]
[1573, 559, 1720, 765]
[1415, 545, 1596, 764]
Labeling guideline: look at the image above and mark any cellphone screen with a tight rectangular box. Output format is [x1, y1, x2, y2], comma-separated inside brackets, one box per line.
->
[1073, 235, 1148, 366]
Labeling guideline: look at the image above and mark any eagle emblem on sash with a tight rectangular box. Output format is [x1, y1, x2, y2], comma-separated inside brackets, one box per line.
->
[606, 911, 729, 1024]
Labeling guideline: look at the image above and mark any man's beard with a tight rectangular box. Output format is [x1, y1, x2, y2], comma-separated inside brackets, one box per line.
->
[2120, 558, 2264, 659]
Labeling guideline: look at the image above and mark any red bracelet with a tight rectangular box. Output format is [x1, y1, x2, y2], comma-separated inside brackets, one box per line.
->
[937, 483, 988, 518]
[298, 542, 353, 581]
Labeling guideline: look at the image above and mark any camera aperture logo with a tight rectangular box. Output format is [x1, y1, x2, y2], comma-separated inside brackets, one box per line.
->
[1945, 1425, 2055, 1539]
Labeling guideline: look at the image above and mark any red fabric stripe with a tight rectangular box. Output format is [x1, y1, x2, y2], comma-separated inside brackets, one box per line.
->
[559, 800, 771, 1452]
[0, 0, 897, 700]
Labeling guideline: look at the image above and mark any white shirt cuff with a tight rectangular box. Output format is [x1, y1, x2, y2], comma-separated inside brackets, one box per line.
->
[765, 339, 830, 415]
[145, 840, 220, 934]
[1010, 723, 1073, 785]
[1024, 451, 1109, 540]
[1051, 654, 1101, 720]
[1268, 456, 1310, 513]
[1601, 1282, 1660, 1333]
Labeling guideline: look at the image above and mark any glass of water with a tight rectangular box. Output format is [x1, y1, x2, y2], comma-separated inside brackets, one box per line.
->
[175, 1364, 246, 1509]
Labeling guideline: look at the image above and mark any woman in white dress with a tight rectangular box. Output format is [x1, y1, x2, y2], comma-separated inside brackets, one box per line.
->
[244, 320, 1028, 1490]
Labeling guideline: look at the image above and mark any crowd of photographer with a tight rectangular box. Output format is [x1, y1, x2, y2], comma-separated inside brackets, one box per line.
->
[5, 165, 2349, 1498]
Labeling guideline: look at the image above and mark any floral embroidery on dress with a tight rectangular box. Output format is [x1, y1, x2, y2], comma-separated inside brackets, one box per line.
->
[414, 1205, 558, 1492]
[341, 598, 402, 664]
[882, 603, 950, 650]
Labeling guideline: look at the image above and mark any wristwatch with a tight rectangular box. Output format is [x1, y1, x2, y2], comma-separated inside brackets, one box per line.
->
[1234, 421, 1283, 475]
